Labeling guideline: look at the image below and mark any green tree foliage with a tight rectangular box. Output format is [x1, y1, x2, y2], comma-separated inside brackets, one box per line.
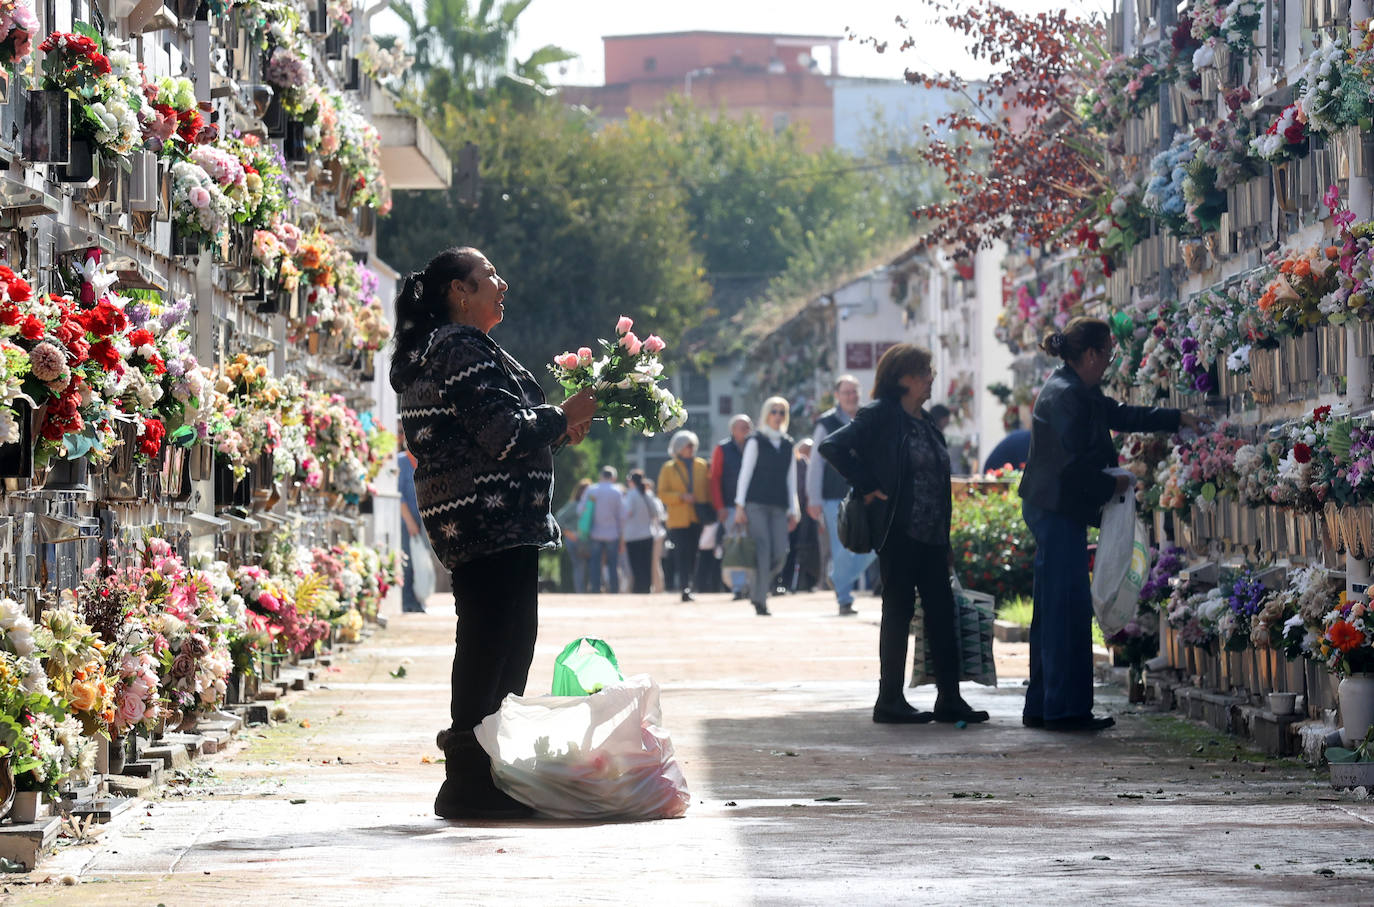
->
[389, 0, 574, 114]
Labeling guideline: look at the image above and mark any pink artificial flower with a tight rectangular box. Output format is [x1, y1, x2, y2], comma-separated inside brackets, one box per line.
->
[555, 352, 580, 369]
[1324, 184, 1342, 211]
[187, 186, 211, 209]
[577, 347, 593, 364]
[619, 331, 642, 356]
[615, 315, 634, 335]
[642, 334, 665, 354]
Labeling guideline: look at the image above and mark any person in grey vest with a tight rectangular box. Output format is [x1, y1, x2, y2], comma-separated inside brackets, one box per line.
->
[808, 375, 876, 616]
[734, 396, 799, 616]
[710, 414, 753, 599]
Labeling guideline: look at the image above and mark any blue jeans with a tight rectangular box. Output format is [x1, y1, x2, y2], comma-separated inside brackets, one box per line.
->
[1022, 503, 1095, 721]
[587, 538, 620, 593]
[564, 536, 589, 593]
[822, 498, 877, 606]
[400, 529, 424, 612]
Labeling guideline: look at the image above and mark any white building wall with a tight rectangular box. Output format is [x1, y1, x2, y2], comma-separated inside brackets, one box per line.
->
[832, 270, 906, 396]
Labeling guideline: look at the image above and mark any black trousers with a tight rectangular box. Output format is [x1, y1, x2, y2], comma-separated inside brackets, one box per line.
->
[448, 545, 540, 732]
[625, 538, 654, 593]
[668, 524, 701, 591]
[876, 531, 960, 703]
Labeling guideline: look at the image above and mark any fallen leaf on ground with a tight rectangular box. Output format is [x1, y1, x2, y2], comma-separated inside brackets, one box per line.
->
[389, 666, 407, 679]
[420, 755, 435, 764]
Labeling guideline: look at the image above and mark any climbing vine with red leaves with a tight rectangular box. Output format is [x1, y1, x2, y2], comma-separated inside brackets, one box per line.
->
[855, 2, 1107, 253]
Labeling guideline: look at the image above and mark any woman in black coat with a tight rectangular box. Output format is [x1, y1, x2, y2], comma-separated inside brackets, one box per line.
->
[390, 246, 597, 818]
[819, 344, 988, 725]
[1019, 317, 1197, 732]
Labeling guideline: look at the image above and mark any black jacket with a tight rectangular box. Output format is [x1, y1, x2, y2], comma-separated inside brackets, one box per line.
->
[817, 397, 914, 551]
[1018, 365, 1179, 526]
[393, 324, 568, 569]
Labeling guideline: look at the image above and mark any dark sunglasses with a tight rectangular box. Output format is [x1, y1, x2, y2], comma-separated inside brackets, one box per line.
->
[769, 408, 786, 416]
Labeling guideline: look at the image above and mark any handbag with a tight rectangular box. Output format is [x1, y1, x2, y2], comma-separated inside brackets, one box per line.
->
[677, 460, 717, 525]
[837, 489, 883, 554]
[720, 525, 756, 570]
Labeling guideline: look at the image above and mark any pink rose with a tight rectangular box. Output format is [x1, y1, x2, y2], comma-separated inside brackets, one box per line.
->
[642, 334, 665, 354]
[554, 352, 580, 369]
[577, 347, 593, 364]
[619, 331, 642, 356]
[615, 315, 633, 334]
[187, 186, 211, 209]
[118, 690, 147, 726]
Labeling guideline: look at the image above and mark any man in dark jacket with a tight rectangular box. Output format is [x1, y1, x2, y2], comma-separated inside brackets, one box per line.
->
[710, 414, 753, 599]
[808, 375, 875, 615]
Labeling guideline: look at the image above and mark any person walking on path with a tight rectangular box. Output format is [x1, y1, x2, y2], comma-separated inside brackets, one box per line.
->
[1019, 317, 1198, 733]
[554, 478, 592, 593]
[710, 415, 754, 600]
[808, 375, 876, 616]
[786, 439, 821, 593]
[646, 477, 669, 593]
[819, 344, 988, 726]
[397, 432, 428, 614]
[390, 245, 596, 819]
[735, 397, 800, 616]
[584, 466, 625, 594]
[658, 431, 711, 602]
[622, 469, 659, 594]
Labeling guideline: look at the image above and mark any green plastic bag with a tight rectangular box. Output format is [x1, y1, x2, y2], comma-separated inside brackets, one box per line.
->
[551, 637, 624, 696]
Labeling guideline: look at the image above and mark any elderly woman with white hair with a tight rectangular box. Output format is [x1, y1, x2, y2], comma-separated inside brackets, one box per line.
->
[734, 396, 800, 616]
[657, 429, 712, 602]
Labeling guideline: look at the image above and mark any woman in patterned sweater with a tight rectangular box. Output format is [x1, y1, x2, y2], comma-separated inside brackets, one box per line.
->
[390, 246, 596, 820]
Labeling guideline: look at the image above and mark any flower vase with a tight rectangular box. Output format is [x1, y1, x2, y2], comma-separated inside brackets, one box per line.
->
[1339, 674, 1374, 747]
[1341, 508, 1366, 560]
[22, 89, 71, 163]
[0, 398, 42, 479]
[1272, 162, 1298, 213]
[43, 456, 89, 491]
[108, 734, 128, 775]
[59, 136, 96, 184]
[0, 755, 13, 821]
[9, 790, 43, 824]
[1128, 665, 1147, 703]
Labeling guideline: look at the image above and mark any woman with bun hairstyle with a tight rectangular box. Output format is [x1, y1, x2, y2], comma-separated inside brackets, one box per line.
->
[390, 246, 597, 818]
[1019, 317, 1199, 732]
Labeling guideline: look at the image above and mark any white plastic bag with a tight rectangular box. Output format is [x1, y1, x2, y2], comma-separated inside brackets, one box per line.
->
[409, 533, 437, 603]
[474, 675, 690, 820]
[1092, 470, 1151, 636]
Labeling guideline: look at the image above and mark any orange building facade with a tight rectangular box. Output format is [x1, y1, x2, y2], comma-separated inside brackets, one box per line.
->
[559, 31, 841, 150]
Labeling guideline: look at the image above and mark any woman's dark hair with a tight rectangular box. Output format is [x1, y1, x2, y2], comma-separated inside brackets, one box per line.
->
[628, 469, 646, 494]
[1041, 317, 1112, 363]
[872, 343, 933, 401]
[389, 246, 486, 382]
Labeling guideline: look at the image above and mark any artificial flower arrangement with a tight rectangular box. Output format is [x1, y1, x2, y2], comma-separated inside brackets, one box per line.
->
[549, 315, 687, 436]
[1250, 103, 1308, 162]
[170, 159, 236, 250]
[995, 268, 1091, 356]
[1291, 32, 1373, 138]
[0, 597, 73, 797]
[1256, 241, 1341, 336]
[1187, 0, 1262, 59]
[39, 26, 152, 162]
[1149, 422, 1248, 515]
[0, 0, 36, 71]
[1141, 134, 1226, 237]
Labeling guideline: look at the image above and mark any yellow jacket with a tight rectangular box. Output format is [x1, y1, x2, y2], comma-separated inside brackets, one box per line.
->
[657, 456, 710, 529]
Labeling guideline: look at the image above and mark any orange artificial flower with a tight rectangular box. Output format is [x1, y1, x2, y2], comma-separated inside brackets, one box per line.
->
[1293, 259, 1312, 278]
[1326, 246, 1340, 260]
[1328, 620, 1366, 653]
[69, 680, 97, 711]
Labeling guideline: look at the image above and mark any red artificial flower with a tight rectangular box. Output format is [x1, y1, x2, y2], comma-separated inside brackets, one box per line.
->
[1292, 442, 1313, 464]
[128, 328, 155, 348]
[78, 300, 127, 337]
[1283, 123, 1305, 145]
[65, 336, 90, 365]
[79, 281, 96, 305]
[19, 315, 44, 341]
[147, 354, 166, 375]
[1328, 620, 1366, 653]
[1313, 405, 1332, 423]
[138, 418, 165, 457]
[0, 303, 19, 326]
[88, 338, 124, 372]
[7, 277, 32, 302]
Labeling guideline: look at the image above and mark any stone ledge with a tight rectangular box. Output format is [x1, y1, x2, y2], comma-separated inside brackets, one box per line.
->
[0, 816, 61, 870]
[993, 620, 1028, 643]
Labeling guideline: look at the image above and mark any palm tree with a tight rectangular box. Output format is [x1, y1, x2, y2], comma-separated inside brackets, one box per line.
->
[388, 0, 576, 115]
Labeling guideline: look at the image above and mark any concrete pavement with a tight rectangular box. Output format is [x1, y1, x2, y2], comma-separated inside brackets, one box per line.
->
[7, 589, 1373, 905]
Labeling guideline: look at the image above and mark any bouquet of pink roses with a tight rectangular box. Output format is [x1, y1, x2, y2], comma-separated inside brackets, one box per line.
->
[549, 315, 687, 436]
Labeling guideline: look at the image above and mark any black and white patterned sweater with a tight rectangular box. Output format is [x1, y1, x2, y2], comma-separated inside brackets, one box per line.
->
[393, 324, 568, 570]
